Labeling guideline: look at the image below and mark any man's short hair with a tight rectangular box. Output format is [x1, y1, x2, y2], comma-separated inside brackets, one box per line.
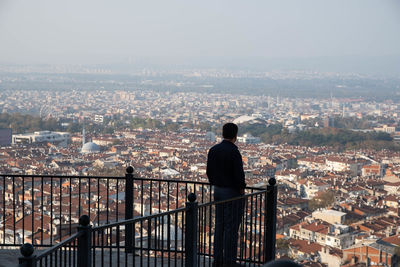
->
[222, 123, 238, 140]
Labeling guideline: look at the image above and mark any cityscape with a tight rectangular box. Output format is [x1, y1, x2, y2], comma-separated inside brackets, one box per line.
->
[1, 67, 400, 266]
[1, 0, 400, 266]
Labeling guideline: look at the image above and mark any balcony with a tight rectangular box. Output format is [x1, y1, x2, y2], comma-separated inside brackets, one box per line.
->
[0, 167, 277, 266]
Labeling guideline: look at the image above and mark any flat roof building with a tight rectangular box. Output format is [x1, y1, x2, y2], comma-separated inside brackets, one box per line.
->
[312, 209, 346, 225]
[12, 131, 70, 144]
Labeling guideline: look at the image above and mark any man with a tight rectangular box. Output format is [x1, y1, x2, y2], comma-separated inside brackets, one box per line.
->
[206, 123, 246, 267]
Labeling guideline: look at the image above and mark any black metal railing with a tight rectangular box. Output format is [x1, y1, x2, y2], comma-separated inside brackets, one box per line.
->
[0, 168, 217, 247]
[18, 215, 91, 267]
[17, 177, 277, 267]
[7, 166, 277, 266]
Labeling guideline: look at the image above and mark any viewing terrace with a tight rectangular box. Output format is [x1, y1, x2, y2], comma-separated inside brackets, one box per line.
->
[0, 166, 277, 266]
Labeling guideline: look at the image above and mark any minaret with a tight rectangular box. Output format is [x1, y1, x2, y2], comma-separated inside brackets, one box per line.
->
[82, 124, 86, 146]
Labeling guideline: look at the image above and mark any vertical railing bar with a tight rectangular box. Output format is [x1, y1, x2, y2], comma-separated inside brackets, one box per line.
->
[73, 238, 76, 267]
[98, 178, 100, 227]
[244, 192, 249, 263]
[101, 229, 104, 267]
[140, 219, 143, 266]
[22, 176, 25, 243]
[88, 178, 91, 224]
[59, 246, 62, 267]
[204, 205, 207, 266]
[197, 205, 201, 266]
[125, 167, 134, 253]
[69, 177, 72, 236]
[175, 182, 178, 267]
[31, 177, 34, 245]
[125, 236, 128, 267]
[78, 177, 81, 219]
[117, 225, 120, 267]
[50, 176, 53, 245]
[109, 227, 112, 267]
[141, 180, 144, 217]
[185, 183, 188, 203]
[176, 182, 179, 210]
[106, 178, 109, 224]
[147, 217, 151, 267]
[92, 229, 96, 267]
[249, 193, 254, 263]
[60, 177, 63, 243]
[77, 215, 92, 267]
[161, 214, 164, 266]
[254, 194, 259, 264]
[181, 210, 184, 267]
[258, 194, 263, 263]
[202, 205, 205, 266]
[149, 181, 153, 216]
[185, 193, 198, 267]
[174, 212, 178, 267]
[208, 201, 212, 266]
[200, 185, 204, 266]
[2, 176, 5, 244]
[174, 205, 178, 267]
[116, 178, 119, 222]
[158, 181, 161, 214]
[167, 182, 171, 267]
[13, 177, 15, 244]
[265, 179, 277, 263]
[41, 176, 44, 245]
[68, 239, 71, 267]
[239, 195, 244, 263]
[154, 215, 158, 267]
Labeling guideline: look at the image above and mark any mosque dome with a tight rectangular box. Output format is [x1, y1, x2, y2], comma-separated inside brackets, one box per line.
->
[81, 142, 100, 153]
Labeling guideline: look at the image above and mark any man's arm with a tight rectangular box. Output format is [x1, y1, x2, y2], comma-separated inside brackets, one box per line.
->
[206, 149, 213, 184]
[232, 149, 246, 191]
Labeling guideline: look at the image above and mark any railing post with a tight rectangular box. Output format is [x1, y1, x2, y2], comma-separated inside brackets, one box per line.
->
[185, 193, 198, 267]
[125, 166, 134, 253]
[77, 215, 92, 267]
[18, 243, 36, 267]
[264, 177, 277, 263]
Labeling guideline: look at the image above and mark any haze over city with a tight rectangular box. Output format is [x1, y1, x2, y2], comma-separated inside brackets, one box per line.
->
[1, 1, 400, 267]
[1, 0, 400, 75]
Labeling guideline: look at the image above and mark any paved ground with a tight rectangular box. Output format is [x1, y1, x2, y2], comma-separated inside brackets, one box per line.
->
[0, 248, 21, 267]
[0, 249, 259, 266]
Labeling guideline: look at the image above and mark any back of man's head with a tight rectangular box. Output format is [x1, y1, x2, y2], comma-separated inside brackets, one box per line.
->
[222, 123, 238, 140]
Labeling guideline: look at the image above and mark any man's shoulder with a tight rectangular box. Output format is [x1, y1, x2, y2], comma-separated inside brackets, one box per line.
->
[210, 141, 237, 152]
[209, 143, 221, 152]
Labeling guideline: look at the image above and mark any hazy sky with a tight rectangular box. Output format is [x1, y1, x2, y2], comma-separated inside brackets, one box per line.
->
[0, 0, 399, 68]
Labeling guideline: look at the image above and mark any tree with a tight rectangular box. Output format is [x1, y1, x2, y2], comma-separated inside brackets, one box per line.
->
[308, 191, 336, 211]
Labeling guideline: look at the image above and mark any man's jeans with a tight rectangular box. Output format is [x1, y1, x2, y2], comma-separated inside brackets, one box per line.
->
[213, 186, 245, 264]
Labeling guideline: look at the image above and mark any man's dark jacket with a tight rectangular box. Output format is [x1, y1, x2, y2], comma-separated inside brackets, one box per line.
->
[206, 140, 246, 190]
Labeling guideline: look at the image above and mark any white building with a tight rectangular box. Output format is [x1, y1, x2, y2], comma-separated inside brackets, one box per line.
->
[374, 125, 396, 134]
[312, 209, 346, 225]
[12, 131, 70, 144]
[237, 133, 260, 144]
[94, 114, 104, 123]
